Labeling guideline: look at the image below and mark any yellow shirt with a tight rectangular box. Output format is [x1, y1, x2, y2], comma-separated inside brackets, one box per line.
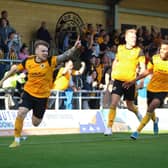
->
[17, 55, 57, 98]
[97, 37, 104, 44]
[147, 54, 168, 92]
[96, 64, 103, 83]
[112, 45, 145, 82]
[53, 67, 76, 91]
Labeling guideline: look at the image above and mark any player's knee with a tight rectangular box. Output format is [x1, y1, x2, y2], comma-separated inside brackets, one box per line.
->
[17, 107, 29, 119]
[32, 120, 41, 127]
[32, 116, 42, 126]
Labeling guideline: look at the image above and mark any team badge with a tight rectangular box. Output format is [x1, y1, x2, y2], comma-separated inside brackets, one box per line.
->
[40, 64, 45, 68]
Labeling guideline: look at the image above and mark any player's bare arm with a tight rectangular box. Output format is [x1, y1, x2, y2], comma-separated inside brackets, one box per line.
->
[57, 36, 81, 64]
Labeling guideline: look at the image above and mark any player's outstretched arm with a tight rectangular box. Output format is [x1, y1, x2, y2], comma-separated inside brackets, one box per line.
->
[122, 69, 152, 89]
[73, 61, 86, 75]
[0, 65, 18, 88]
[57, 36, 81, 64]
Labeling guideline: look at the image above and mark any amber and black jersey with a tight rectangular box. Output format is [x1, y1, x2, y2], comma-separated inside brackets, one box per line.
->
[112, 45, 145, 82]
[17, 55, 57, 98]
[147, 54, 168, 92]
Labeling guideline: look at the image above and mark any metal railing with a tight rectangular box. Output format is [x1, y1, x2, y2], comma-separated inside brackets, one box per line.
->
[1, 88, 168, 110]
[0, 88, 105, 110]
[0, 59, 22, 65]
[49, 90, 104, 110]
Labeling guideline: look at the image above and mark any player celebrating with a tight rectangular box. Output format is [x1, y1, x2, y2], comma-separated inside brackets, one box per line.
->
[129, 40, 168, 139]
[0, 37, 81, 148]
[104, 28, 145, 136]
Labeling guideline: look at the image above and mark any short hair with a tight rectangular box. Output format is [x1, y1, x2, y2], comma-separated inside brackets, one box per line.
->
[1, 10, 7, 15]
[34, 40, 49, 49]
[161, 40, 168, 45]
[125, 28, 137, 35]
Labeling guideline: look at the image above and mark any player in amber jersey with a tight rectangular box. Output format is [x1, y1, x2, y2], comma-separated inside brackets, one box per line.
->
[104, 28, 146, 136]
[129, 40, 168, 139]
[0, 37, 81, 148]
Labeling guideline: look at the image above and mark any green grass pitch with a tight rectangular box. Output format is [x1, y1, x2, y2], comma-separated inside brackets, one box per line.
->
[0, 133, 168, 168]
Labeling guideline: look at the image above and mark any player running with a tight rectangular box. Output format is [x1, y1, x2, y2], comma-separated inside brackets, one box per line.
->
[0, 37, 81, 148]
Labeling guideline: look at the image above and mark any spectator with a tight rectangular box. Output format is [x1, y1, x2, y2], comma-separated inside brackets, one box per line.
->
[36, 21, 52, 46]
[2, 71, 26, 109]
[0, 10, 9, 26]
[92, 34, 100, 57]
[7, 31, 22, 59]
[100, 34, 111, 54]
[105, 44, 117, 62]
[62, 31, 72, 51]
[83, 69, 99, 109]
[97, 29, 106, 44]
[49, 59, 85, 109]
[0, 18, 15, 44]
[18, 43, 29, 60]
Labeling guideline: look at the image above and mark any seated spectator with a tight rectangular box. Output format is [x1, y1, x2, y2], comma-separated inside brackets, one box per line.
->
[18, 43, 29, 60]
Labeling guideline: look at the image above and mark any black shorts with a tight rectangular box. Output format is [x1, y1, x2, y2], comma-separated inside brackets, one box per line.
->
[19, 91, 48, 119]
[112, 80, 136, 101]
[147, 91, 167, 106]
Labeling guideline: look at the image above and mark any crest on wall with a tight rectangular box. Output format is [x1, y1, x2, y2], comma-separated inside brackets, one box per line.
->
[55, 12, 84, 53]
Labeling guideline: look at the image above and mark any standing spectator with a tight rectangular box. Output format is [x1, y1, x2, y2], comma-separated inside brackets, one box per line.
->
[49, 59, 85, 109]
[83, 69, 99, 109]
[97, 29, 106, 44]
[62, 31, 72, 51]
[105, 44, 117, 62]
[36, 21, 52, 46]
[0, 18, 15, 43]
[0, 18, 15, 58]
[0, 10, 9, 26]
[92, 34, 100, 57]
[100, 34, 111, 54]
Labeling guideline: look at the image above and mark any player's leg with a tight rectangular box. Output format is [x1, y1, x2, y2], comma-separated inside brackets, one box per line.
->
[126, 100, 142, 121]
[32, 96, 48, 126]
[9, 107, 29, 148]
[9, 91, 32, 148]
[124, 83, 143, 121]
[104, 80, 122, 136]
[131, 96, 161, 140]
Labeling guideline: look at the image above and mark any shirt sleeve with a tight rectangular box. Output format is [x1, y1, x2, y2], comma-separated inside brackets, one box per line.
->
[138, 49, 145, 63]
[147, 61, 154, 71]
[16, 63, 25, 71]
